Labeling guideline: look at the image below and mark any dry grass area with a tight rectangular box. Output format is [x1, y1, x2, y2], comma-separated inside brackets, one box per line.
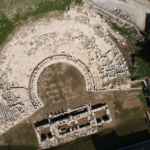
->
[78, 117, 89, 126]
[0, 0, 42, 20]
[0, 119, 38, 150]
[0, 63, 149, 150]
[122, 91, 143, 109]
[94, 109, 106, 120]
[131, 81, 143, 88]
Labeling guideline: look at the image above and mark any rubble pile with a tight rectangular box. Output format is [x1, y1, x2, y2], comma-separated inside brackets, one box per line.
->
[115, 9, 130, 20]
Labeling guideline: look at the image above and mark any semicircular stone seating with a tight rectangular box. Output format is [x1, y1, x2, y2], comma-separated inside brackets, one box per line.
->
[0, 1, 129, 134]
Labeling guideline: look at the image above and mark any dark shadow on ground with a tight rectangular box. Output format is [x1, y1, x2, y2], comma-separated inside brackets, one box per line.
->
[125, 14, 150, 79]
[91, 130, 150, 150]
[0, 130, 150, 150]
[131, 54, 135, 67]
[131, 31, 150, 79]
[44, 130, 150, 150]
[0, 145, 37, 150]
[136, 13, 150, 76]
[145, 13, 150, 33]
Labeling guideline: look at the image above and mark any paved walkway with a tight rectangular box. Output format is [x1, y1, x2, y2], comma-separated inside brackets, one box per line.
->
[91, 0, 150, 31]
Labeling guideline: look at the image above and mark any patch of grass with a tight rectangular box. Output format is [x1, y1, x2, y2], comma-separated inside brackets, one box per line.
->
[116, 117, 149, 137]
[31, 0, 73, 16]
[6, 139, 13, 144]
[134, 57, 150, 79]
[2, 121, 38, 147]
[98, 13, 103, 18]
[114, 91, 145, 123]
[75, 0, 82, 5]
[128, 65, 136, 78]
[0, 0, 80, 46]
[13, 8, 23, 22]
[114, 92, 126, 101]
[137, 91, 147, 108]
[146, 34, 150, 40]
[0, 12, 14, 45]
[131, 81, 142, 88]
[116, 125, 130, 137]
[110, 21, 150, 79]
[110, 22, 136, 39]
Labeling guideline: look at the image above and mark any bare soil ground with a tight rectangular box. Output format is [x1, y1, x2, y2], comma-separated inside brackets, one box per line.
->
[95, 109, 106, 119]
[0, 62, 149, 150]
[122, 91, 143, 109]
[78, 117, 89, 126]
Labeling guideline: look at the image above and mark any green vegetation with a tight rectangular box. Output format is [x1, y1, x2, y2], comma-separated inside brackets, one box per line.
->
[131, 81, 142, 88]
[110, 22, 150, 79]
[112, 91, 150, 144]
[146, 34, 150, 40]
[2, 121, 38, 149]
[111, 22, 136, 39]
[128, 65, 136, 78]
[134, 54, 150, 79]
[75, 0, 83, 5]
[98, 13, 103, 18]
[28, 0, 73, 16]
[0, 13, 14, 45]
[114, 99, 143, 121]
[116, 117, 149, 136]
[114, 91, 147, 120]
[114, 92, 143, 122]
[0, 0, 81, 46]
[137, 91, 147, 108]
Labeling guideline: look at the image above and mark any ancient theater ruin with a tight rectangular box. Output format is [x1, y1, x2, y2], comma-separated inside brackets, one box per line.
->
[0, 0, 129, 146]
